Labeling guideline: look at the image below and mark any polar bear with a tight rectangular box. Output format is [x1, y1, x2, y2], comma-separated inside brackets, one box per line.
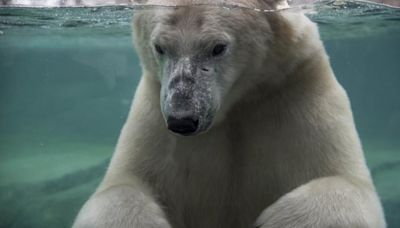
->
[73, 0, 386, 227]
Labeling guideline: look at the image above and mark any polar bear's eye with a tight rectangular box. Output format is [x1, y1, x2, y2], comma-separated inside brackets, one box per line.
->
[154, 44, 165, 55]
[212, 44, 227, 57]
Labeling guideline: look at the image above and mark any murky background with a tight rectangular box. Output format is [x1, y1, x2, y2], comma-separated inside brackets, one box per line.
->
[0, 1, 399, 227]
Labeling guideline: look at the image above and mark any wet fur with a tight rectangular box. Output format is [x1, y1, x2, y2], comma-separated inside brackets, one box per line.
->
[73, 0, 386, 227]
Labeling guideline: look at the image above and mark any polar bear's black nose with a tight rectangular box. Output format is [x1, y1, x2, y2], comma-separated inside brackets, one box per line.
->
[167, 116, 199, 135]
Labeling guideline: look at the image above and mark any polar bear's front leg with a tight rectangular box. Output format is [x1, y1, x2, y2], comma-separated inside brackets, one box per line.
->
[72, 184, 171, 228]
[255, 176, 385, 228]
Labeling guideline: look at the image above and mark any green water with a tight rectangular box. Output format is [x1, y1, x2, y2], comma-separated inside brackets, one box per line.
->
[0, 2, 399, 228]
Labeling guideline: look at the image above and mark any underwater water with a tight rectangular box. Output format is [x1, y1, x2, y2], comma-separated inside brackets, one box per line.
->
[0, 1, 399, 227]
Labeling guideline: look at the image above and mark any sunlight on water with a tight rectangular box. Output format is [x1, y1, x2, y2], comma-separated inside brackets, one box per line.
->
[0, 1, 399, 227]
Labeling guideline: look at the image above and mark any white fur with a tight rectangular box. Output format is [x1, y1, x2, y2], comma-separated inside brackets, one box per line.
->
[73, 1, 386, 227]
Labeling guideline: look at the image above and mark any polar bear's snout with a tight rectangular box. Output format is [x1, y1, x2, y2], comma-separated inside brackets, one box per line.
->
[160, 56, 219, 136]
[166, 88, 199, 135]
[167, 115, 199, 136]
[163, 75, 209, 136]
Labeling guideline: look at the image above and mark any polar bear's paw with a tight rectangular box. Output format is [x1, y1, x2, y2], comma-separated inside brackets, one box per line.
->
[73, 186, 172, 228]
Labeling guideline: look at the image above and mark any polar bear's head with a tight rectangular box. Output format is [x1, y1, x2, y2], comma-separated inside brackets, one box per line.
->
[133, 0, 299, 136]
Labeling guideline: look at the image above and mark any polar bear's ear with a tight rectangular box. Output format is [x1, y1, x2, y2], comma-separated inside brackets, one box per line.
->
[276, 0, 290, 10]
[258, 0, 290, 10]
